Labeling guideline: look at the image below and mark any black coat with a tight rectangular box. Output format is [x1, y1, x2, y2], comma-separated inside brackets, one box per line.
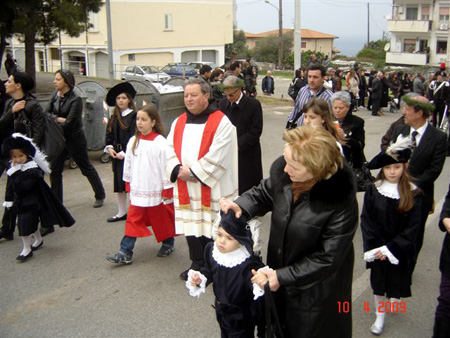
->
[0, 93, 45, 145]
[360, 183, 422, 298]
[371, 77, 383, 100]
[392, 124, 447, 212]
[46, 90, 85, 145]
[340, 112, 365, 168]
[219, 94, 263, 195]
[439, 184, 450, 278]
[262, 76, 275, 94]
[236, 156, 358, 338]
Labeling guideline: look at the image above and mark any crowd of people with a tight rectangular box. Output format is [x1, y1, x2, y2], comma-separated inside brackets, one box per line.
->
[0, 56, 449, 338]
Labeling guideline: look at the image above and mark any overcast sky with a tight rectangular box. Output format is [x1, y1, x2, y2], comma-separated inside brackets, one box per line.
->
[235, 0, 393, 56]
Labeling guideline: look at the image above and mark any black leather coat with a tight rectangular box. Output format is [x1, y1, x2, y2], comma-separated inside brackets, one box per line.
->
[0, 93, 45, 145]
[46, 90, 85, 144]
[439, 184, 450, 278]
[236, 156, 358, 338]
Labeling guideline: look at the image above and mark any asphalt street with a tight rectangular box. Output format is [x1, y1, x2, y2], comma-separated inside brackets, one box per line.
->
[0, 71, 449, 338]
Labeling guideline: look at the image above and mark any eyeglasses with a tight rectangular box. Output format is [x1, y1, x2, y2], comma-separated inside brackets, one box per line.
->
[225, 89, 240, 97]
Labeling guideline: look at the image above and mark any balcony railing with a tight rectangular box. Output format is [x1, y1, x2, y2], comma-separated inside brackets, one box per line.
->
[387, 20, 431, 33]
[386, 52, 427, 66]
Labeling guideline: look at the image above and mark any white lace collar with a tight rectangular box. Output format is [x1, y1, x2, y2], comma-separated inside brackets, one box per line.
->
[6, 161, 38, 176]
[121, 108, 133, 117]
[22, 161, 38, 171]
[375, 180, 416, 199]
[212, 242, 250, 268]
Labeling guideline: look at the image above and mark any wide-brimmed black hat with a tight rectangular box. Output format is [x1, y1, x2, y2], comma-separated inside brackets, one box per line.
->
[106, 82, 137, 107]
[2, 133, 36, 157]
[219, 210, 253, 254]
[367, 136, 413, 170]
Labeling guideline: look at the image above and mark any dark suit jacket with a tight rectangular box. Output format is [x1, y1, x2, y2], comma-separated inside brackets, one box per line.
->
[439, 184, 450, 277]
[392, 123, 447, 211]
[341, 112, 365, 168]
[371, 77, 382, 100]
[218, 94, 263, 194]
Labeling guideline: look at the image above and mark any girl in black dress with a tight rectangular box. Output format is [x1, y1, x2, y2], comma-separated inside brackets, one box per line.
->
[187, 211, 265, 337]
[3, 133, 75, 262]
[361, 137, 422, 335]
[104, 83, 137, 222]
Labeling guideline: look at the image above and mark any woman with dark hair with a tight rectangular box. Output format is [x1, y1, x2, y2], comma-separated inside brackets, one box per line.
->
[46, 70, 105, 230]
[0, 71, 45, 241]
[289, 68, 307, 100]
[221, 126, 358, 338]
[104, 82, 137, 222]
[210, 68, 225, 104]
[332, 69, 343, 92]
[244, 66, 257, 98]
[0, 71, 45, 145]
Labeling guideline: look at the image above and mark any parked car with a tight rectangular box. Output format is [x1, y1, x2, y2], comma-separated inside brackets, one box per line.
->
[187, 61, 217, 74]
[161, 63, 197, 78]
[121, 65, 171, 83]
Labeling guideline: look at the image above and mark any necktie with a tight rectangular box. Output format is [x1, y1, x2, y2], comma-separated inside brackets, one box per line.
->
[411, 131, 418, 149]
[231, 102, 238, 110]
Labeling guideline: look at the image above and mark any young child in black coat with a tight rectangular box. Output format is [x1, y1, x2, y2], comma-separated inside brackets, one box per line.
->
[187, 211, 265, 337]
[3, 133, 75, 262]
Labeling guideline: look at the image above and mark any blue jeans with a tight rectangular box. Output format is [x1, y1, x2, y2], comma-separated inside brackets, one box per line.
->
[119, 235, 175, 257]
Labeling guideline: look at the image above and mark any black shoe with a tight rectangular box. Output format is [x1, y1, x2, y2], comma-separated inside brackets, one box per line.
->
[180, 269, 189, 281]
[0, 230, 14, 241]
[106, 252, 132, 265]
[16, 251, 33, 262]
[107, 214, 127, 222]
[31, 240, 44, 251]
[157, 244, 174, 257]
[93, 199, 104, 208]
[40, 227, 55, 237]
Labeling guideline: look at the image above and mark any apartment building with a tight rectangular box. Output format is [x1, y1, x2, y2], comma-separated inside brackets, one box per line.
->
[245, 28, 339, 58]
[386, 0, 449, 66]
[6, 0, 234, 78]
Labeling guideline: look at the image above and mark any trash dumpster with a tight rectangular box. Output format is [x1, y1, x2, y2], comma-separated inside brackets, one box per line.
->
[77, 80, 108, 151]
[128, 80, 185, 136]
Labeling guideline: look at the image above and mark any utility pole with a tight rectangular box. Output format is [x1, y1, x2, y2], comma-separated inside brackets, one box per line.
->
[367, 2, 370, 46]
[278, 0, 283, 69]
[294, 0, 301, 70]
[106, 0, 114, 86]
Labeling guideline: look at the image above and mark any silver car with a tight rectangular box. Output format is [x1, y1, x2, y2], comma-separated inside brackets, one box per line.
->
[121, 65, 170, 83]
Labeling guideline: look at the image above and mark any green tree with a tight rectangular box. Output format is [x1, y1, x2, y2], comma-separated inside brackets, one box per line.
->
[225, 29, 250, 60]
[8, 0, 102, 83]
[252, 31, 293, 67]
[0, 1, 16, 70]
[356, 39, 389, 61]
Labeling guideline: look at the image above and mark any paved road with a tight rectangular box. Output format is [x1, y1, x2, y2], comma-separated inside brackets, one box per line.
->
[0, 71, 449, 337]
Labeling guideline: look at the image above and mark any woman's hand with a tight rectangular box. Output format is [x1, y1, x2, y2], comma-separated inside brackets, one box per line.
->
[108, 148, 117, 158]
[56, 117, 66, 124]
[336, 127, 345, 139]
[254, 268, 280, 291]
[115, 153, 124, 160]
[11, 100, 26, 113]
[443, 218, 450, 234]
[220, 198, 242, 218]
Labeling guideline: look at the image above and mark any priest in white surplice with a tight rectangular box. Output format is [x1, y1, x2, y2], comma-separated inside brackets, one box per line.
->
[166, 78, 238, 281]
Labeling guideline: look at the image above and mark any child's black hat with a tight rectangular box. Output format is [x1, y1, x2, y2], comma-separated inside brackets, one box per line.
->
[219, 210, 254, 254]
[106, 82, 137, 107]
[367, 135, 413, 170]
[2, 133, 36, 157]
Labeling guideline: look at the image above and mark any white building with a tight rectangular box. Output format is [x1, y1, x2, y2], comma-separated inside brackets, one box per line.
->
[386, 0, 449, 67]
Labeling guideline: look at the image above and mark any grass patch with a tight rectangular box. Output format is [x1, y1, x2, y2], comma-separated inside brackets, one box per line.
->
[271, 70, 294, 80]
[257, 95, 294, 106]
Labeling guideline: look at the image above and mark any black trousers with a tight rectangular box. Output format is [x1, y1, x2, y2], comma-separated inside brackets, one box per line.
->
[50, 137, 105, 202]
[186, 235, 213, 269]
[372, 99, 381, 116]
[433, 274, 450, 338]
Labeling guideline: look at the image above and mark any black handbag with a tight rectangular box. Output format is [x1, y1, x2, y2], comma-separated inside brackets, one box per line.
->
[354, 163, 374, 192]
[264, 284, 284, 338]
[41, 113, 66, 161]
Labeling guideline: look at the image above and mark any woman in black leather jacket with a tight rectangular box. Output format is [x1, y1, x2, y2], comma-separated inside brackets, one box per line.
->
[0, 71, 45, 145]
[221, 126, 358, 338]
[46, 70, 105, 216]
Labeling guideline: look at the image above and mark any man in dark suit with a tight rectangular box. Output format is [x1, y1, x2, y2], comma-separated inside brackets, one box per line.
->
[371, 71, 384, 116]
[391, 95, 447, 257]
[432, 183, 450, 338]
[218, 75, 263, 195]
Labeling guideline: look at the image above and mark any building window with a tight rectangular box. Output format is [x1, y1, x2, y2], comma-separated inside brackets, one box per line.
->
[88, 12, 99, 31]
[437, 41, 447, 54]
[301, 42, 306, 48]
[403, 39, 416, 53]
[165, 14, 173, 30]
[406, 6, 418, 20]
[439, 5, 449, 22]
[421, 5, 429, 21]
[128, 54, 135, 61]
[50, 48, 61, 60]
